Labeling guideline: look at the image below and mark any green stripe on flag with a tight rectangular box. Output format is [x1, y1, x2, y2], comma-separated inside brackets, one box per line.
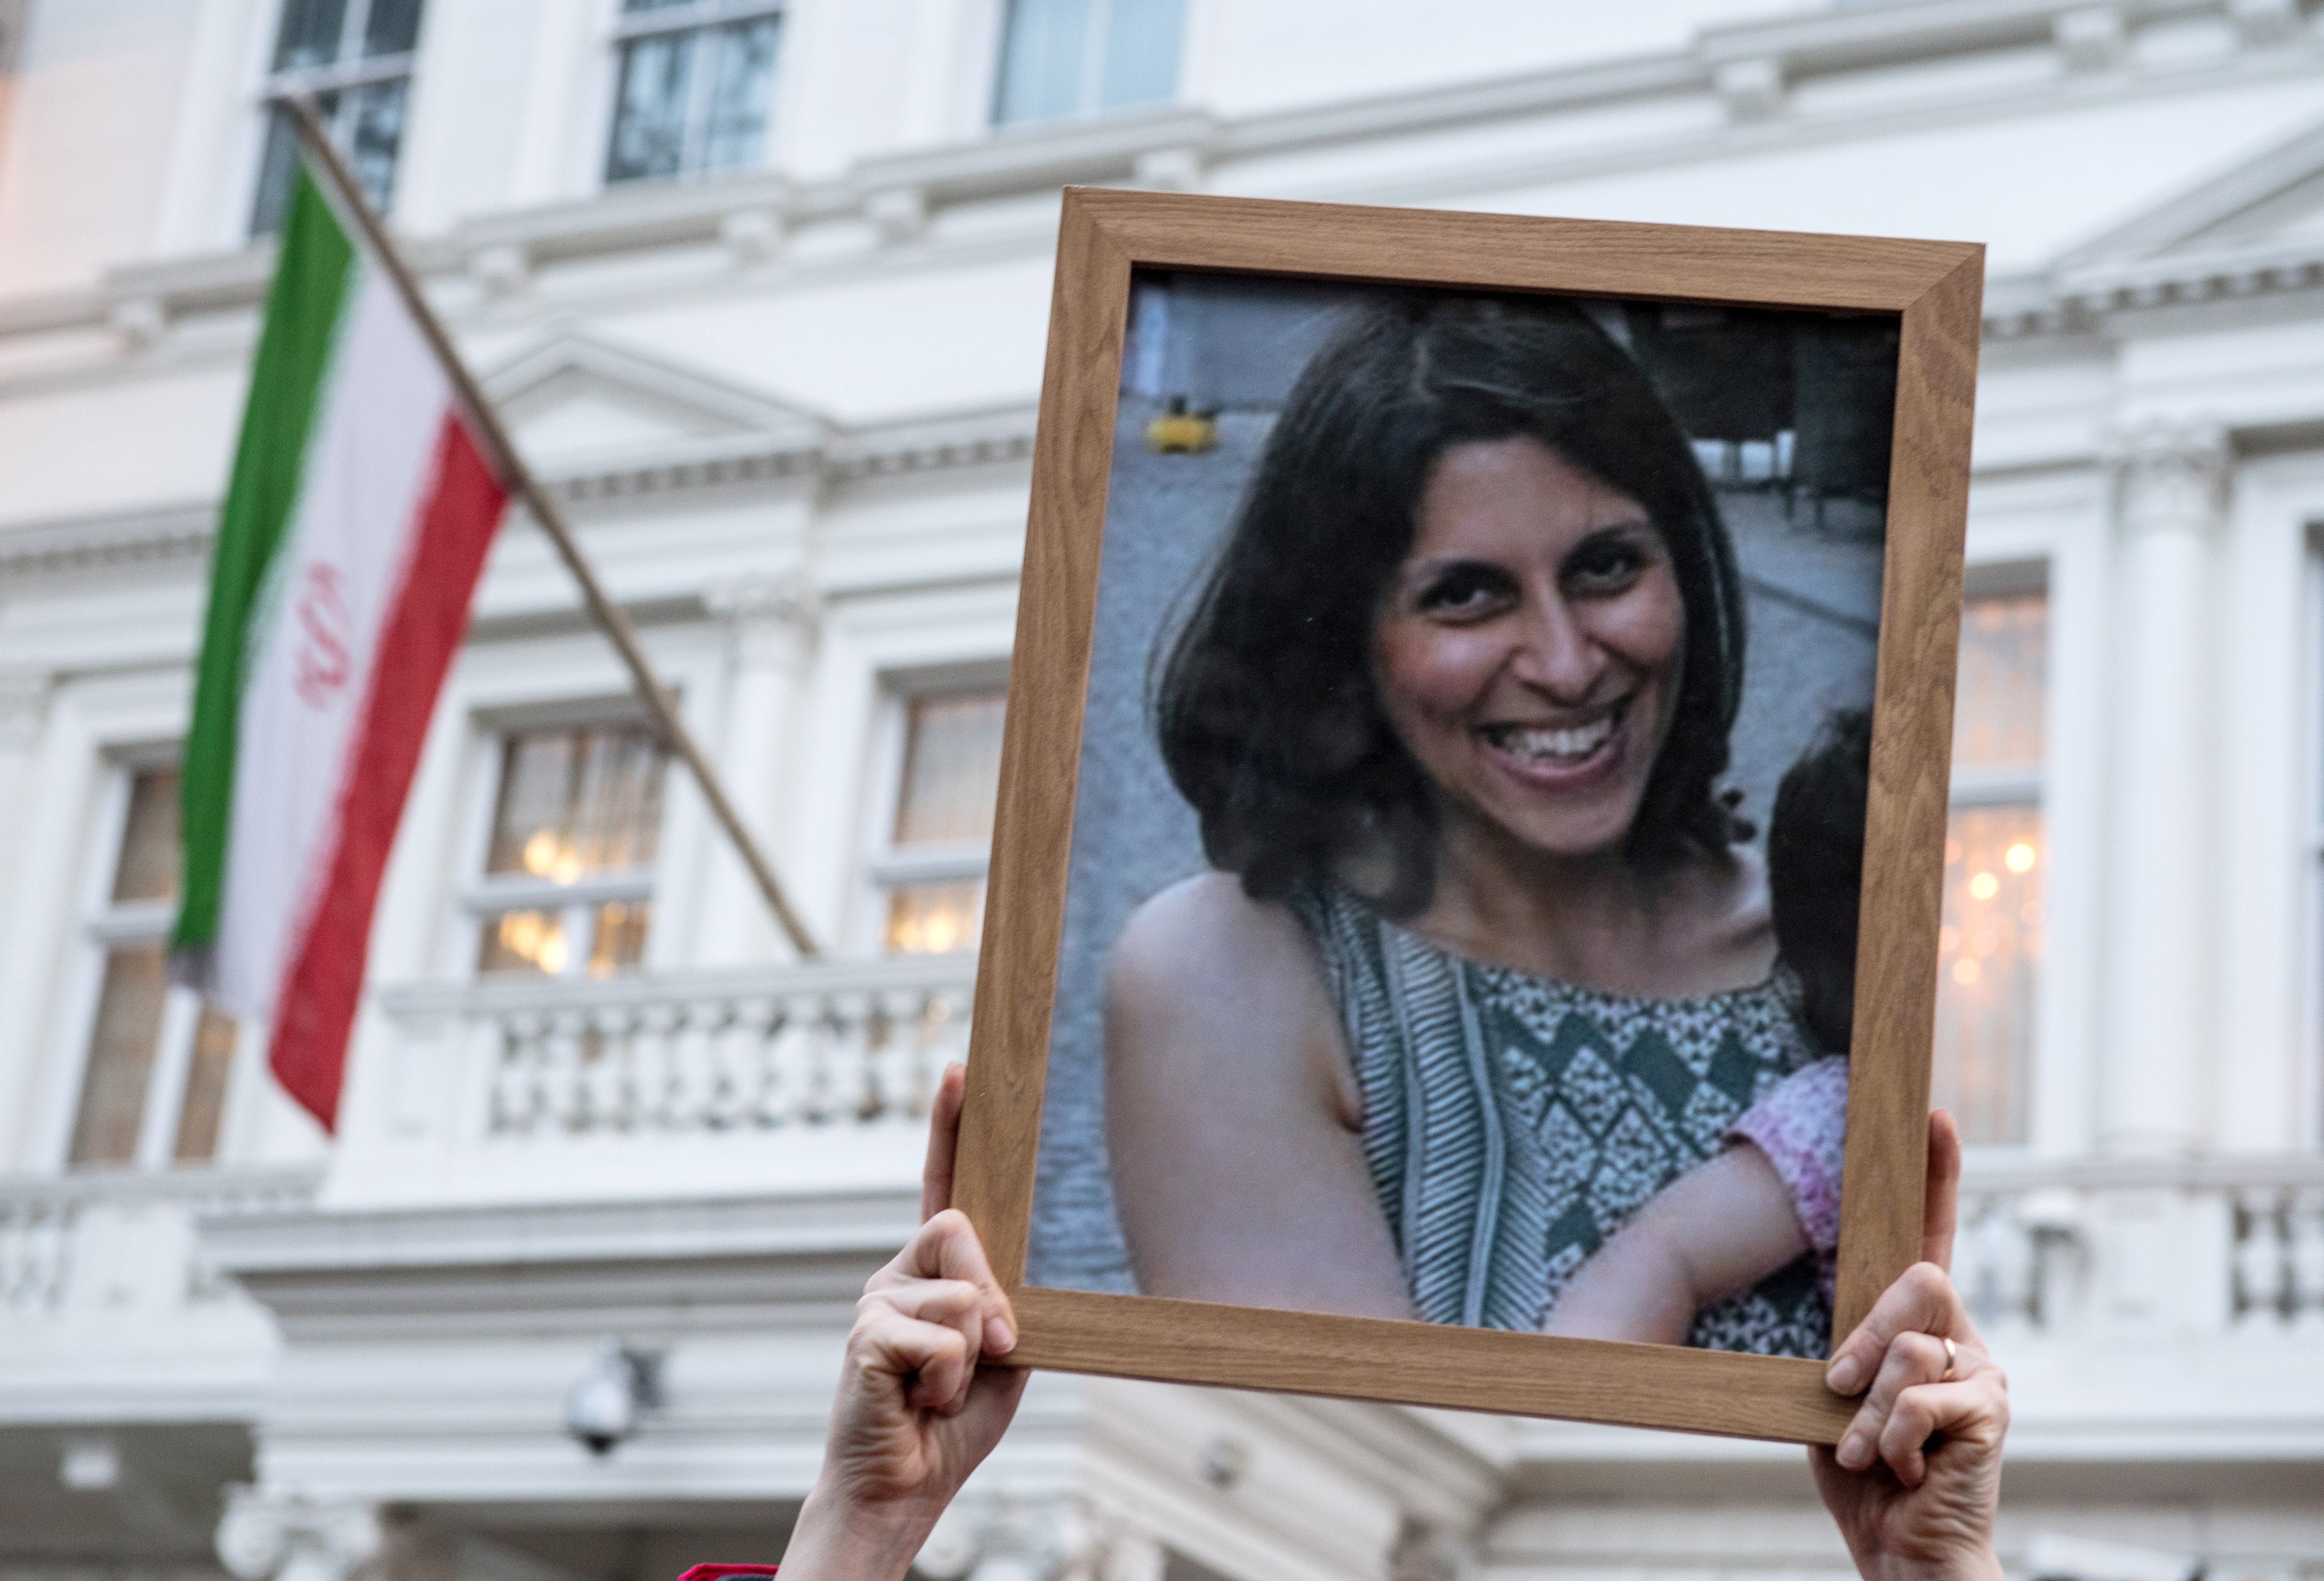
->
[173, 168, 356, 952]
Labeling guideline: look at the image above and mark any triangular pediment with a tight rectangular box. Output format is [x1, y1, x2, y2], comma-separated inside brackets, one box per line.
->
[2057, 117, 2324, 269]
[481, 329, 828, 464]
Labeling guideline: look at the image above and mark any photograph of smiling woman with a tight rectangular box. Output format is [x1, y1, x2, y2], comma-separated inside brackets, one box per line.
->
[1030, 280, 1896, 1362]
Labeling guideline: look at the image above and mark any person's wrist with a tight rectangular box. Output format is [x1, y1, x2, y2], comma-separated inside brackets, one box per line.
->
[1851, 1543, 2005, 1581]
[779, 1478, 947, 1581]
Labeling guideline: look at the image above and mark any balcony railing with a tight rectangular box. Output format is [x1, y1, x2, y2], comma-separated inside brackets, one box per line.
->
[0, 1165, 318, 1318]
[353, 955, 977, 1207]
[0, 1165, 317, 1423]
[1959, 1154, 2324, 1333]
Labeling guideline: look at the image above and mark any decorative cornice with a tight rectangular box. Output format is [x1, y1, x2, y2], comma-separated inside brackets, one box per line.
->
[0, 501, 215, 579]
[1, 0, 2313, 363]
[0, 405, 1036, 584]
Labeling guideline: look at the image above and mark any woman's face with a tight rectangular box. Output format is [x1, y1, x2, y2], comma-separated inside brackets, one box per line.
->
[1372, 435, 1686, 865]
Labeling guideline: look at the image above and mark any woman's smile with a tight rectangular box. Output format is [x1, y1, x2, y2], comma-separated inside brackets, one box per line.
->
[1373, 436, 1686, 865]
[1479, 698, 1627, 774]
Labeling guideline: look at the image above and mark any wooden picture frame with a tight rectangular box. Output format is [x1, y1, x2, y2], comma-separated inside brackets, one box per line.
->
[954, 188, 1981, 1445]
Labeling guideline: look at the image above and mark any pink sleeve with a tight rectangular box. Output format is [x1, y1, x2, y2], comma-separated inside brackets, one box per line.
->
[1727, 1056, 1849, 1255]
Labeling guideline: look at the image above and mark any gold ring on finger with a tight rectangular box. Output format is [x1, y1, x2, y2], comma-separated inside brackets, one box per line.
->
[1939, 1335, 1959, 1382]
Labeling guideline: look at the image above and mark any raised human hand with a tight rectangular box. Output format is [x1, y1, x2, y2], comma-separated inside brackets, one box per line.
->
[780, 1064, 1029, 1581]
[1810, 1111, 2008, 1581]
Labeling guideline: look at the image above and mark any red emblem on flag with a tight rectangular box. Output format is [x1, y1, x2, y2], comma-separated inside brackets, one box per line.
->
[292, 561, 351, 707]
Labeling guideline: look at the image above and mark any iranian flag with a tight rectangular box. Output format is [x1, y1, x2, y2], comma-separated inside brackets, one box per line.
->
[172, 162, 507, 1130]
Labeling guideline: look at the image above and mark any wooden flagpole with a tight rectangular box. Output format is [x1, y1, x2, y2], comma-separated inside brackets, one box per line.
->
[280, 96, 821, 959]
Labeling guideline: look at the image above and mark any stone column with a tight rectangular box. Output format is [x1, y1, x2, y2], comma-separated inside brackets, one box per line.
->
[695, 572, 821, 964]
[2093, 423, 2232, 1334]
[2098, 421, 2229, 1158]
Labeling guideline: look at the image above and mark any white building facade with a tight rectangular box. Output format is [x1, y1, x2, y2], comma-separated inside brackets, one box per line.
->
[0, 0, 2320, 1577]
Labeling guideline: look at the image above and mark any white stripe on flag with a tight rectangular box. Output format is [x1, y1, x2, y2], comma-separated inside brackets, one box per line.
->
[212, 265, 456, 1022]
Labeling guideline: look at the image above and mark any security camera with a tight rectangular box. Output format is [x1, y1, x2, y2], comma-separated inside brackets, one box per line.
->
[565, 1340, 664, 1456]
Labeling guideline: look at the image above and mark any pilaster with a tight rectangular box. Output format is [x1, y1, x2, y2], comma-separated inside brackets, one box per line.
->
[2098, 421, 2230, 1160]
[695, 572, 823, 965]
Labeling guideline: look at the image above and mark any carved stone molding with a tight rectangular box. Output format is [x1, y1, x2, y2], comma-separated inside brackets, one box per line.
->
[2054, 5, 2127, 72]
[913, 1491, 1160, 1581]
[0, 668, 50, 750]
[1714, 57, 1784, 122]
[216, 1488, 382, 1581]
[706, 570, 822, 674]
[2105, 420, 2231, 539]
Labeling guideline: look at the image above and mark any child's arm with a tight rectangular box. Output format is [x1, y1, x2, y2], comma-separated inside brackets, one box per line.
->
[1544, 1143, 1809, 1345]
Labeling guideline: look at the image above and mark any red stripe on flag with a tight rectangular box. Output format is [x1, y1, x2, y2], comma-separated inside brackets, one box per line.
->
[270, 414, 506, 1130]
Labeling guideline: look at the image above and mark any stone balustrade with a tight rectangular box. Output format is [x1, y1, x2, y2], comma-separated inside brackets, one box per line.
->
[351, 955, 978, 1206]
[1958, 1154, 2324, 1334]
[0, 1165, 316, 1423]
[0, 1164, 316, 1320]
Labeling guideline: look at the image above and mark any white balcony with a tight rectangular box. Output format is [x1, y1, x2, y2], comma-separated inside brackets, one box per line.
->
[0, 1164, 316, 1424]
[11, 950, 2324, 1483]
[332, 954, 976, 1209]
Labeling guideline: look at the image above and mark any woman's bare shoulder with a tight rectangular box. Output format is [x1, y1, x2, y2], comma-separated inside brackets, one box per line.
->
[1107, 871, 1321, 1007]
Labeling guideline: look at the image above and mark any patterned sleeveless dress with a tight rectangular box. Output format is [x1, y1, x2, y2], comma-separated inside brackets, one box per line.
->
[1287, 883, 1835, 1356]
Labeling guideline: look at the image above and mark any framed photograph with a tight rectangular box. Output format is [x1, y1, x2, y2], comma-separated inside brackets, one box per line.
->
[955, 188, 1981, 1443]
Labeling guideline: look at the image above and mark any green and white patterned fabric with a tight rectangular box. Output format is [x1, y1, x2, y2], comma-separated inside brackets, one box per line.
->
[1289, 883, 1830, 1355]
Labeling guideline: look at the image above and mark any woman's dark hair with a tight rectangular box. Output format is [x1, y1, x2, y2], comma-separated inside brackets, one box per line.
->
[1155, 292, 1748, 915]
[1767, 708, 1872, 1055]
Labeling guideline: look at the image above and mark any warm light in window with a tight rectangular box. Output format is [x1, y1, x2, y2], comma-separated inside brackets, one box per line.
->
[1968, 871, 1999, 900]
[487, 910, 570, 975]
[1953, 958, 1981, 984]
[2004, 841, 2036, 873]
[521, 829, 585, 885]
[887, 882, 984, 955]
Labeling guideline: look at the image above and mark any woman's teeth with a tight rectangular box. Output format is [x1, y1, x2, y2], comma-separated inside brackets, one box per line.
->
[1486, 715, 1616, 764]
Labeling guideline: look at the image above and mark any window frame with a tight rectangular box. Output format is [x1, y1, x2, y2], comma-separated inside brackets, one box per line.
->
[989, 0, 1186, 129]
[1937, 562, 2050, 1151]
[601, 0, 787, 188]
[458, 702, 670, 985]
[58, 748, 245, 1173]
[249, 0, 425, 235]
[2305, 534, 2324, 1150]
[859, 667, 1009, 957]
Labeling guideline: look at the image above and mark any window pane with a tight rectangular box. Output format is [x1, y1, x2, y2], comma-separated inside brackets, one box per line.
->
[607, 31, 698, 183]
[173, 1010, 239, 1164]
[1953, 592, 2046, 767]
[1097, 0, 1183, 110]
[893, 692, 1007, 844]
[886, 881, 984, 955]
[363, 0, 424, 56]
[479, 908, 571, 976]
[251, 90, 355, 237]
[272, 0, 350, 71]
[622, 0, 697, 11]
[69, 948, 168, 1167]
[701, 16, 781, 173]
[486, 724, 666, 879]
[589, 900, 651, 977]
[344, 76, 410, 213]
[994, 0, 1092, 124]
[112, 768, 182, 904]
[1933, 806, 2042, 1145]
